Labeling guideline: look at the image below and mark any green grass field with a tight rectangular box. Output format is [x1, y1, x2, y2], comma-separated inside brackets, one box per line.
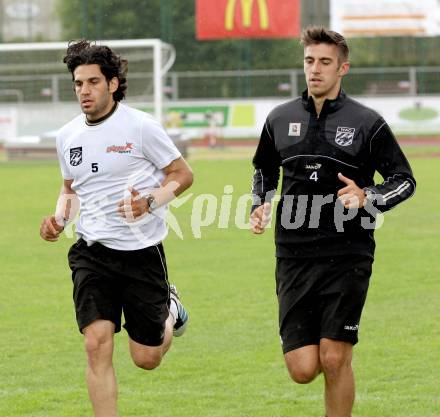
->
[1, 150, 439, 417]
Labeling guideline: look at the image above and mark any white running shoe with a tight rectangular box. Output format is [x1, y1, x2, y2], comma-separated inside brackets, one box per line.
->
[169, 285, 189, 337]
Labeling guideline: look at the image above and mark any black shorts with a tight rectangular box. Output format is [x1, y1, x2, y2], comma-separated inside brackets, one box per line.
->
[276, 255, 373, 354]
[68, 238, 170, 346]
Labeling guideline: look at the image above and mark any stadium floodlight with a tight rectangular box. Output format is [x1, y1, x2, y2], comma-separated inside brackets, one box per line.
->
[0, 39, 176, 122]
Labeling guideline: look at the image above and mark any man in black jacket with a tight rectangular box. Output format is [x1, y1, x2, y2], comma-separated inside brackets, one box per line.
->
[250, 26, 415, 417]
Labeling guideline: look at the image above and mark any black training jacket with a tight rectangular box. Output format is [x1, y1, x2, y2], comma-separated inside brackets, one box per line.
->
[252, 89, 416, 259]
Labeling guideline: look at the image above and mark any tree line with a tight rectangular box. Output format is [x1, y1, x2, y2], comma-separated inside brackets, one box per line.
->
[57, 0, 440, 71]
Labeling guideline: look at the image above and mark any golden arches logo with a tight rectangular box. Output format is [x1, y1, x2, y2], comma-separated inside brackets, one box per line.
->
[225, 0, 269, 31]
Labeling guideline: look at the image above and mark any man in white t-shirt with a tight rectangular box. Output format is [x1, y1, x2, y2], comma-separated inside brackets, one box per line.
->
[40, 40, 193, 417]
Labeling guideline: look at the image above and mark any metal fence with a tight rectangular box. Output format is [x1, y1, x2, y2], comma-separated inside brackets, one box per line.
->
[1, 66, 440, 103]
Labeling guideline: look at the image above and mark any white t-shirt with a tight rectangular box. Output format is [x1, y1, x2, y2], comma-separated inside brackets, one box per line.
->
[56, 103, 181, 250]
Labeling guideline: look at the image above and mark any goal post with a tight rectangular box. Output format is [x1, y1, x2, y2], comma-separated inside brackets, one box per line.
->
[0, 38, 176, 123]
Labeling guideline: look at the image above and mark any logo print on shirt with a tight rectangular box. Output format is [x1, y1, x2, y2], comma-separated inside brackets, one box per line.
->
[106, 142, 134, 154]
[305, 163, 322, 170]
[335, 127, 355, 146]
[344, 324, 359, 331]
[70, 147, 83, 166]
[288, 123, 301, 137]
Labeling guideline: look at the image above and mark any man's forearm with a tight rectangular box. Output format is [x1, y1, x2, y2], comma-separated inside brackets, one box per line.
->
[251, 167, 279, 213]
[150, 169, 193, 208]
[54, 187, 79, 226]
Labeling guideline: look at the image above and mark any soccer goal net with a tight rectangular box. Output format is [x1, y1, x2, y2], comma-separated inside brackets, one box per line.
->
[0, 39, 175, 137]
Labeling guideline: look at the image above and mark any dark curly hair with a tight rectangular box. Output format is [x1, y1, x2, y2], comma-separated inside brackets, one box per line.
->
[63, 39, 128, 101]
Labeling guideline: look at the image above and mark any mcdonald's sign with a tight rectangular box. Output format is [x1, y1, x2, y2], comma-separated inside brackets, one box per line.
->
[196, 0, 301, 40]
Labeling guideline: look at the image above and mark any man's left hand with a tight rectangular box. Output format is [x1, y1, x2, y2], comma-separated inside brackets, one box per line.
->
[337, 173, 366, 209]
[117, 187, 149, 221]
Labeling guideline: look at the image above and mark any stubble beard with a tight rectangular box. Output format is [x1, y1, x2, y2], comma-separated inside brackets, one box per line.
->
[309, 88, 327, 100]
[81, 96, 111, 120]
[308, 81, 340, 100]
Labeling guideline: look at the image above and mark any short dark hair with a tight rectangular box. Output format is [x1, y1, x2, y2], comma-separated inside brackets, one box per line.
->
[300, 26, 349, 62]
[63, 39, 128, 101]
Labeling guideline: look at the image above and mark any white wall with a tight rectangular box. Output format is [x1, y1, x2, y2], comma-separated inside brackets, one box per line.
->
[3, 96, 440, 140]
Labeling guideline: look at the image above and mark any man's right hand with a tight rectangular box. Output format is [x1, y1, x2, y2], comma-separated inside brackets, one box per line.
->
[40, 215, 64, 242]
[250, 202, 272, 234]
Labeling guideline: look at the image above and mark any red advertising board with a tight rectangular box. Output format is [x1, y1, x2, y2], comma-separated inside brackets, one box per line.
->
[196, 0, 301, 40]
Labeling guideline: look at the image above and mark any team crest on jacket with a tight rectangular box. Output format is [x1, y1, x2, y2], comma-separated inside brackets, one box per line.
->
[335, 127, 355, 146]
[70, 147, 83, 166]
[288, 123, 301, 137]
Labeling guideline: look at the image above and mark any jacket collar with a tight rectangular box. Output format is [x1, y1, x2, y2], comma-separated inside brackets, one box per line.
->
[301, 88, 346, 116]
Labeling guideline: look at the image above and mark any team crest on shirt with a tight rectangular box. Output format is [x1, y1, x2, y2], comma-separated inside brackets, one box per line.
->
[70, 147, 83, 166]
[335, 127, 355, 146]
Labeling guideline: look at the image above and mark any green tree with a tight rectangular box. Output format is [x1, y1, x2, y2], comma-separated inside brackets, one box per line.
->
[56, 0, 162, 40]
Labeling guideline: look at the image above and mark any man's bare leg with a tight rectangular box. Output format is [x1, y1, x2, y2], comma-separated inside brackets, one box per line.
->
[320, 338, 354, 417]
[83, 320, 117, 417]
[284, 344, 321, 383]
[129, 315, 174, 370]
